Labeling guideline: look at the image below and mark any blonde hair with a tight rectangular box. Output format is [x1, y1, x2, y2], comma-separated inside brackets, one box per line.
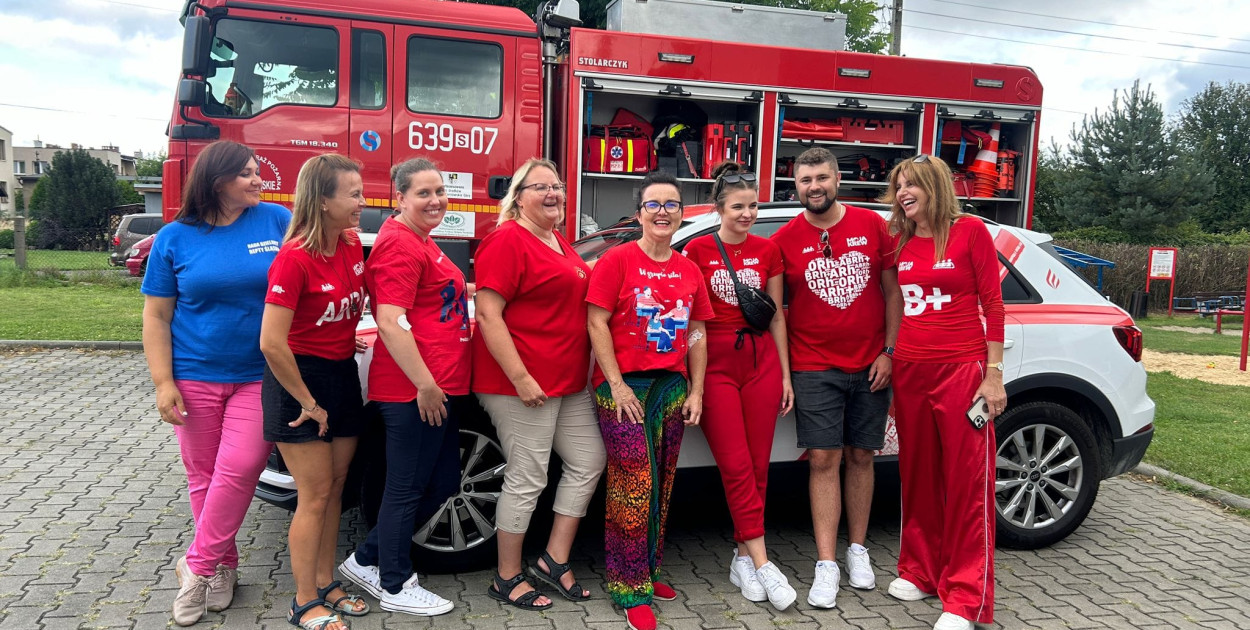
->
[497, 158, 562, 226]
[287, 153, 362, 255]
[880, 155, 966, 261]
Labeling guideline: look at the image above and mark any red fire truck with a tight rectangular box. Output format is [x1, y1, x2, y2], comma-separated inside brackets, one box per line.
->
[166, 0, 1043, 251]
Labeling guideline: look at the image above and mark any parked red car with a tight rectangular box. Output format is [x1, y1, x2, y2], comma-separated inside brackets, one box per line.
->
[125, 234, 155, 277]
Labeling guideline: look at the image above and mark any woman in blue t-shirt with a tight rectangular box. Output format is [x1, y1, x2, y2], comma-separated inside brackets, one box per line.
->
[141, 140, 290, 627]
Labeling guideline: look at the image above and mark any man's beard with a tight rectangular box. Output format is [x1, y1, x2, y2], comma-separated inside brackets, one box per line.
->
[803, 195, 835, 215]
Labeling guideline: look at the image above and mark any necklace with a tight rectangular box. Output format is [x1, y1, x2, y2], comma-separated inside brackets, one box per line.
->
[324, 242, 360, 318]
[639, 242, 678, 276]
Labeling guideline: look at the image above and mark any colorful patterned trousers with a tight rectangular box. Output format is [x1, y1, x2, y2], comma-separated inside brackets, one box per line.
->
[595, 371, 687, 609]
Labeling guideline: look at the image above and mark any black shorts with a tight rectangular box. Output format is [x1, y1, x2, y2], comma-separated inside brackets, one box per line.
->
[262, 354, 364, 444]
[792, 368, 891, 450]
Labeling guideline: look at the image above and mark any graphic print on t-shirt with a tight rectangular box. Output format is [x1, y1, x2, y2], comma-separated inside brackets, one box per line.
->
[709, 267, 762, 305]
[438, 279, 469, 330]
[629, 284, 693, 353]
[804, 249, 871, 309]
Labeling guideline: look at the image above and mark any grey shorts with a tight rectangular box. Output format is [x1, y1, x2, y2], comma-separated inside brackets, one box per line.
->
[792, 368, 890, 450]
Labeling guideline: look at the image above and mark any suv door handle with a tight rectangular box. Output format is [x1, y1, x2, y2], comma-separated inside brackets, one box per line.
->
[1003, 338, 1016, 349]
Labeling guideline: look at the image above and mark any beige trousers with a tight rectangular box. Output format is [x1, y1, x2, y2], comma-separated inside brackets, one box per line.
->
[477, 390, 606, 534]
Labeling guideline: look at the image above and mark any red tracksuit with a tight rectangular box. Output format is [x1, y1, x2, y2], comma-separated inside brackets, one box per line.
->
[685, 234, 784, 542]
[893, 217, 1004, 624]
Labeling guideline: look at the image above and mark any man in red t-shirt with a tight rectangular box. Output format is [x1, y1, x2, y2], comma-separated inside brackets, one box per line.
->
[771, 148, 902, 609]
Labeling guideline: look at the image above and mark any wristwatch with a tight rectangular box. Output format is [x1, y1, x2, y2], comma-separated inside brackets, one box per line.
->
[990, 362, 1005, 372]
[882, 346, 895, 357]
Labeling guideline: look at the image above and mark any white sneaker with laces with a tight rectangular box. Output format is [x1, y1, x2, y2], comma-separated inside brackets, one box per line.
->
[845, 543, 876, 590]
[381, 573, 454, 616]
[728, 552, 767, 602]
[806, 561, 839, 609]
[933, 611, 975, 630]
[339, 552, 383, 600]
[887, 577, 936, 601]
[753, 562, 797, 611]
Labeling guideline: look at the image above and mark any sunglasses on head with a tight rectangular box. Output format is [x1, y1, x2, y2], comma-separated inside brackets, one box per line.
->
[912, 154, 930, 164]
[719, 172, 758, 184]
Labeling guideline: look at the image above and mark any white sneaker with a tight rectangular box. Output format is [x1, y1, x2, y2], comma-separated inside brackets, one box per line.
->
[933, 611, 975, 630]
[728, 552, 767, 602]
[380, 574, 454, 616]
[845, 544, 876, 590]
[753, 562, 797, 611]
[887, 577, 936, 602]
[806, 561, 839, 609]
[338, 552, 383, 600]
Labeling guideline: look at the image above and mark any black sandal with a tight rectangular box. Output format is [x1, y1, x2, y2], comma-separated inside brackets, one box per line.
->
[316, 580, 369, 617]
[487, 572, 553, 610]
[529, 550, 591, 601]
[287, 597, 345, 630]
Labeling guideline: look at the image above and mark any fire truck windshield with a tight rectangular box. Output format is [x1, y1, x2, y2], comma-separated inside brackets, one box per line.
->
[203, 19, 339, 118]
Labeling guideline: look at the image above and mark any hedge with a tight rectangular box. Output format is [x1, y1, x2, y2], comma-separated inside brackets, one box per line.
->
[1054, 239, 1250, 312]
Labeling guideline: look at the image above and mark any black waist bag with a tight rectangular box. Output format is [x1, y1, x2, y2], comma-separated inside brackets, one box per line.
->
[713, 233, 778, 332]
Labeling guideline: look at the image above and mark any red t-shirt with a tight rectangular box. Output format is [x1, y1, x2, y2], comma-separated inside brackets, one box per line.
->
[471, 221, 592, 397]
[682, 234, 783, 331]
[365, 217, 471, 401]
[895, 216, 1005, 363]
[772, 205, 895, 372]
[265, 238, 366, 361]
[585, 242, 715, 387]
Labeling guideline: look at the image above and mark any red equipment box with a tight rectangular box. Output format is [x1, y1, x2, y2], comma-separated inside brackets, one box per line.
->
[585, 133, 654, 174]
[843, 118, 905, 144]
[781, 119, 845, 141]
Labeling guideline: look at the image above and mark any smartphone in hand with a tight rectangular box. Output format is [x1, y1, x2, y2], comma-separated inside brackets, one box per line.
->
[966, 396, 990, 430]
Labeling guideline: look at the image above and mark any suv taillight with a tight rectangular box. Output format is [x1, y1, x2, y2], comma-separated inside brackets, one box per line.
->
[112, 235, 120, 246]
[1113, 325, 1143, 362]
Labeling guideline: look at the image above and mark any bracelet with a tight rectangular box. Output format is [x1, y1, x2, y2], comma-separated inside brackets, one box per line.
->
[302, 403, 321, 413]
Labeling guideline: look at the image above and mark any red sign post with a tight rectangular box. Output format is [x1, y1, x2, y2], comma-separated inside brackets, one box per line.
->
[1146, 247, 1178, 317]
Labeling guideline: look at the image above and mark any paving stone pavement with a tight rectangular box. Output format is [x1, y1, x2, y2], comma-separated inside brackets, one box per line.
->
[1, 348, 1248, 630]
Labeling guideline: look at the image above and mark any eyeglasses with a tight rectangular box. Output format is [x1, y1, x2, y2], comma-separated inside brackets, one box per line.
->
[819, 230, 832, 259]
[521, 183, 566, 194]
[719, 172, 757, 184]
[912, 154, 930, 164]
[641, 200, 684, 213]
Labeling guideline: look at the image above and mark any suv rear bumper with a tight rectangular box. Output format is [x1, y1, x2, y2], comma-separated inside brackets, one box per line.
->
[256, 467, 298, 511]
[1106, 424, 1154, 478]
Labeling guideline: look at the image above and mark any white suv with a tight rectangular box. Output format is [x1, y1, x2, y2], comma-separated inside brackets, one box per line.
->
[255, 204, 1155, 568]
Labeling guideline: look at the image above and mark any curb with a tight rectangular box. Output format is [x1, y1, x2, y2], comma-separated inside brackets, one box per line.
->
[0, 340, 144, 351]
[1134, 463, 1250, 511]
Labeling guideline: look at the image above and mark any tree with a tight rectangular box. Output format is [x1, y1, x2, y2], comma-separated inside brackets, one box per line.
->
[1030, 143, 1071, 233]
[26, 149, 119, 250]
[1052, 80, 1213, 242]
[136, 152, 166, 178]
[115, 180, 143, 205]
[13, 189, 23, 216]
[1174, 81, 1250, 233]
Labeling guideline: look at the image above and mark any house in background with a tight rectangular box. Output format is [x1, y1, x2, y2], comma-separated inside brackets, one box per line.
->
[0, 125, 14, 219]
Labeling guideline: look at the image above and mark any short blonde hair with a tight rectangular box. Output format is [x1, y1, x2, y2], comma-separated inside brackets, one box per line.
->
[497, 158, 562, 226]
[880, 155, 966, 261]
[287, 153, 362, 255]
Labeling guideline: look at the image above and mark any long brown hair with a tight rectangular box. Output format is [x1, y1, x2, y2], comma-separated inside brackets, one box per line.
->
[287, 154, 361, 255]
[177, 140, 257, 227]
[880, 155, 966, 261]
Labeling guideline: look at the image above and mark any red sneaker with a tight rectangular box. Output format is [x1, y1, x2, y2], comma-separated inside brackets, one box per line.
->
[652, 582, 677, 601]
[625, 604, 656, 630]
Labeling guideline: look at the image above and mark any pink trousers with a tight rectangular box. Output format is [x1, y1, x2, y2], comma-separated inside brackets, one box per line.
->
[174, 380, 272, 577]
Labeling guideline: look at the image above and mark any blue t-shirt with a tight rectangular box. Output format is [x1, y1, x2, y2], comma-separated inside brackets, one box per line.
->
[142, 202, 291, 382]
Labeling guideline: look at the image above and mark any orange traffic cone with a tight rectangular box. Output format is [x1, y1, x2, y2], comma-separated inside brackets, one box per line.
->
[967, 123, 1000, 198]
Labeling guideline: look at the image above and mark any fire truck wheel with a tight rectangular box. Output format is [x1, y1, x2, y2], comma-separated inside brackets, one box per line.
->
[994, 401, 1102, 550]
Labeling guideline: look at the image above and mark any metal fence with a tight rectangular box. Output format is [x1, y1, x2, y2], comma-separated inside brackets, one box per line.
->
[1, 217, 118, 272]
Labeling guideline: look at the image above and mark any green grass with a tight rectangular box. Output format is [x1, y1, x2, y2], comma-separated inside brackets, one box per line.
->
[1136, 313, 1242, 330]
[0, 284, 143, 341]
[1141, 327, 1246, 356]
[1145, 371, 1250, 498]
[0, 250, 112, 271]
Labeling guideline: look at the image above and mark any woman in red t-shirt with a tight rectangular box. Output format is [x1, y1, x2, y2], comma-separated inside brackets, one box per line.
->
[682, 162, 796, 610]
[337, 158, 467, 618]
[880, 155, 1006, 630]
[586, 171, 714, 630]
[472, 159, 603, 610]
[259, 154, 369, 629]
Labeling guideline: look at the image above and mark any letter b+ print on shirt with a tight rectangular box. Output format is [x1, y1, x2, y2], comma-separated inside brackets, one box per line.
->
[902, 284, 952, 316]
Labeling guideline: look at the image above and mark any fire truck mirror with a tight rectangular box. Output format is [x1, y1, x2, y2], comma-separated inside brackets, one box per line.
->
[541, 0, 582, 28]
[178, 79, 207, 108]
[488, 176, 512, 200]
[182, 16, 212, 76]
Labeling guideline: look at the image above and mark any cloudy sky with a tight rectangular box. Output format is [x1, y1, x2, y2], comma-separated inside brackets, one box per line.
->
[2, 0, 1249, 157]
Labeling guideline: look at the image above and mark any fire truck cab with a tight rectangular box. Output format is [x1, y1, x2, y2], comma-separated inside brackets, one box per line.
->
[169, 0, 1042, 249]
